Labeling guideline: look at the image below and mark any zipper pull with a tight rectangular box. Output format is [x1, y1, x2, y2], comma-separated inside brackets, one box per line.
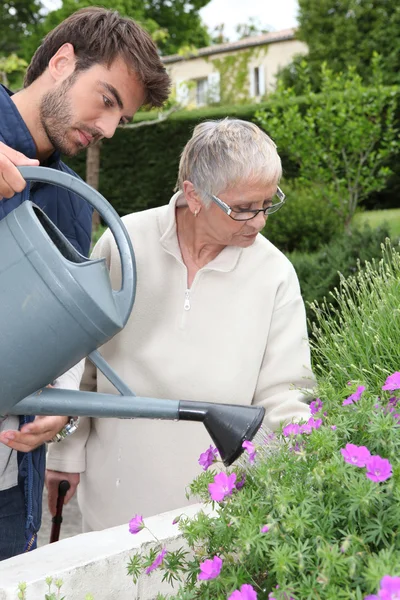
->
[184, 289, 191, 311]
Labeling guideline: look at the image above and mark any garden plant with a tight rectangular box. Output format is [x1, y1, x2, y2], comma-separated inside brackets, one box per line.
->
[127, 241, 400, 599]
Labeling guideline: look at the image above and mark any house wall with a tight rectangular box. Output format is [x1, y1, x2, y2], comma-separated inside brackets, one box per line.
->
[166, 38, 308, 106]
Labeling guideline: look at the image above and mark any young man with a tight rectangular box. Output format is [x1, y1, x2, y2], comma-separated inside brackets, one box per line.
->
[0, 7, 170, 559]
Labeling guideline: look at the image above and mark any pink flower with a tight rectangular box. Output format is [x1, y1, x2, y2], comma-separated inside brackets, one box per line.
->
[343, 385, 366, 405]
[145, 547, 166, 574]
[378, 575, 400, 599]
[198, 555, 223, 580]
[261, 525, 270, 533]
[198, 445, 219, 471]
[364, 596, 379, 600]
[283, 423, 301, 436]
[300, 417, 323, 434]
[365, 456, 393, 483]
[228, 584, 258, 600]
[382, 372, 400, 391]
[129, 514, 144, 534]
[310, 398, 324, 415]
[208, 472, 237, 502]
[242, 440, 256, 463]
[341, 444, 371, 467]
[331, 425, 337, 431]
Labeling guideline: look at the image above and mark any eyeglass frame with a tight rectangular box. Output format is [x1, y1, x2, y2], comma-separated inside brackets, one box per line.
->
[204, 186, 286, 221]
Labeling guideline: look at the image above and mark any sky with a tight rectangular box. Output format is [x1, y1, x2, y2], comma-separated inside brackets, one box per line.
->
[40, 0, 300, 40]
[200, 0, 299, 40]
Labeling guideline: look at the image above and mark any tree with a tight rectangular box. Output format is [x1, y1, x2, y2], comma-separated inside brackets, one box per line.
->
[296, 0, 400, 86]
[256, 56, 399, 227]
[20, 0, 211, 61]
[0, 0, 44, 55]
[235, 17, 269, 40]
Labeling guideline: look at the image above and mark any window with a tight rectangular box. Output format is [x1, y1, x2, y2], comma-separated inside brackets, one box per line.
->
[250, 66, 265, 98]
[254, 66, 261, 97]
[196, 78, 208, 106]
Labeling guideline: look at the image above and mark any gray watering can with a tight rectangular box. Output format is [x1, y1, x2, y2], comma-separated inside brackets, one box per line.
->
[3, 167, 264, 466]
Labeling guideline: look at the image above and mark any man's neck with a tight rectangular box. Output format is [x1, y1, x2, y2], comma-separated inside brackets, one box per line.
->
[11, 85, 54, 162]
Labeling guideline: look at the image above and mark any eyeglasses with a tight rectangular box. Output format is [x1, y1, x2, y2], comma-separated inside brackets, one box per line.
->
[205, 186, 286, 221]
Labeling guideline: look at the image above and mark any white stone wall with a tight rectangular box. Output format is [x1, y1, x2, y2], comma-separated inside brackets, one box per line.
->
[0, 503, 211, 600]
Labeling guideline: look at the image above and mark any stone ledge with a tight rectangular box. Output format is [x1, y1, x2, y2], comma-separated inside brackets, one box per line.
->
[0, 503, 210, 600]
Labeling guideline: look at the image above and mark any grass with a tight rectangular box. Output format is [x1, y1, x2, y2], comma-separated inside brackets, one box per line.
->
[354, 208, 400, 239]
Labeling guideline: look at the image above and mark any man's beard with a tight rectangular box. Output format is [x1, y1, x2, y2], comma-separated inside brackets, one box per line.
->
[39, 75, 99, 157]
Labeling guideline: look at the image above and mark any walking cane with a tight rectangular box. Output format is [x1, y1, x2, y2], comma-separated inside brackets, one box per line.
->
[49, 480, 70, 544]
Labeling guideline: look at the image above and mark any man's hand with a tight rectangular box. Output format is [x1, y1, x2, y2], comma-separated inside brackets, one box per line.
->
[46, 470, 80, 516]
[0, 141, 39, 200]
[0, 415, 69, 452]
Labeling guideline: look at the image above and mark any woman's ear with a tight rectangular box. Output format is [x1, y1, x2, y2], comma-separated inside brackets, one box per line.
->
[182, 181, 203, 216]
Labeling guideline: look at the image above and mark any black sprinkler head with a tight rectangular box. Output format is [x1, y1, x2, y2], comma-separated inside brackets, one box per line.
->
[178, 400, 265, 466]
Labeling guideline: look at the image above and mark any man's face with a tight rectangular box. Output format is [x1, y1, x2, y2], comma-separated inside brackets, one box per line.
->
[39, 57, 145, 156]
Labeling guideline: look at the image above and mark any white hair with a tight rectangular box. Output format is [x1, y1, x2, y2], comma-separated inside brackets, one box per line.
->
[176, 118, 282, 206]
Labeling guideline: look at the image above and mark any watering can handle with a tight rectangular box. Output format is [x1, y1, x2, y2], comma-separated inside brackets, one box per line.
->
[17, 166, 135, 327]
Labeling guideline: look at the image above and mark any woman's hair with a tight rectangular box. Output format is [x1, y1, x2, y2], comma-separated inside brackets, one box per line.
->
[176, 118, 282, 205]
[24, 7, 170, 108]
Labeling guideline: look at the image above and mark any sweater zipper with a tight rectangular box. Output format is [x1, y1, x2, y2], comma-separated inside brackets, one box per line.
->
[184, 289, 191, 310]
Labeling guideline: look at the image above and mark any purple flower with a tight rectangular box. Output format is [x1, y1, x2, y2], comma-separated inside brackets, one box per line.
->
[331, 425, 337, 431]
[198, 445, 219, 471]
[208, 472, 237, 502]
[365, 456, 393, 483]
[283, 423, 301, 436]
[172, 515, 181, 525]
[129, 514, 144, 534]
[228, 584, 258, 600]
[242, 440, 256, 463]
[310, 398, 324, 415]
[198, 555, 223, 580]
[343, 385, 366, 406]
[364, 596, 379, 600]
[378, 575, 400, 599]
[261, 525, 270, 533]
[341, 443, 371, 467]
[235, 474, 246, 490]
[145, 547, 166, 574]
[382, 372, 400, 391]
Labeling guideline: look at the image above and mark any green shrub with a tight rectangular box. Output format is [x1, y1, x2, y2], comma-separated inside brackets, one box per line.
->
[289, 224, 393, 322]
[263, 182, 343, 254]
[127, 242, 400, 600]
[64, 87, 400, 217]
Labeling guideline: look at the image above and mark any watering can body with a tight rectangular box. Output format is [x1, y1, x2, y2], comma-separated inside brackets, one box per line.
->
[0, 167, 136, 415]
[2, 167, 264, 467]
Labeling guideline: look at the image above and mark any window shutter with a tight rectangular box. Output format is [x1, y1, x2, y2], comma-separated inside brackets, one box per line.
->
[207, 72, 221, 103]
[176, 79, 190, 106]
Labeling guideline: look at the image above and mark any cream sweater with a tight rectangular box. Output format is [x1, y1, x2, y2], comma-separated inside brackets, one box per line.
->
[47, 193, 315, 530]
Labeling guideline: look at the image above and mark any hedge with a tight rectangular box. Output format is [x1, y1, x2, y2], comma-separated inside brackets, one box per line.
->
[65, 92, 400, 217]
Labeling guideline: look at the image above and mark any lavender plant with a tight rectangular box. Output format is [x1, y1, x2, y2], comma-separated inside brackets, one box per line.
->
[127, 242, 400, 599]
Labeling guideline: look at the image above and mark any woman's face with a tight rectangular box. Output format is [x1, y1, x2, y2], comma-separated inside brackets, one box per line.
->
[200, 180, 278, 248]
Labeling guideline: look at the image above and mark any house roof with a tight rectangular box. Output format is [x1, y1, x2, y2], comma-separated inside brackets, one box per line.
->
[162, 28, 296, 65]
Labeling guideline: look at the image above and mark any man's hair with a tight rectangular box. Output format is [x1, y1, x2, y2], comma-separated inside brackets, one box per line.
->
[177, 118, 282, 206]
[24, 7, 170, 108]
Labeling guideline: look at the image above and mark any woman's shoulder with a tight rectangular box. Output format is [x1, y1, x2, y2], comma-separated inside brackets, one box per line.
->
[253, 234, 296, 274]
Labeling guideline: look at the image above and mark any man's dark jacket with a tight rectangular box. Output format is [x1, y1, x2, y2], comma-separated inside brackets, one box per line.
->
[0, 84, 93, 551]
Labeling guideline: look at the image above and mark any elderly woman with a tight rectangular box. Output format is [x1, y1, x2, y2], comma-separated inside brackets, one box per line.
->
[46, 118, 314, 531]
